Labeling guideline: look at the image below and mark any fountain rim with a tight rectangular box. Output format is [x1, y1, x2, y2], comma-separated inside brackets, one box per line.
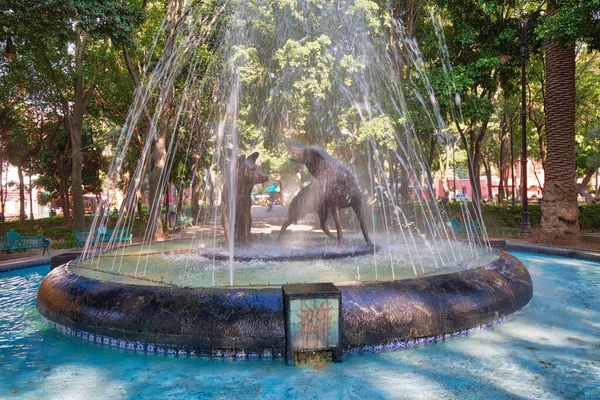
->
[36, 250, 533, 361]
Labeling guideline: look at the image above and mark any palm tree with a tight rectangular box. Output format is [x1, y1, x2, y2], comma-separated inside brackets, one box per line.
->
[539, 41, 580, 245]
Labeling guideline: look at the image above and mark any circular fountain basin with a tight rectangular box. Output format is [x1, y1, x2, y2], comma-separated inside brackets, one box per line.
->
[36, 251, 533, 358]
[67, 237, 496, 287]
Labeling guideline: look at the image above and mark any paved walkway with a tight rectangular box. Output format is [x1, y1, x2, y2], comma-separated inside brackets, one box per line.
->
[0, 248, 75, 272]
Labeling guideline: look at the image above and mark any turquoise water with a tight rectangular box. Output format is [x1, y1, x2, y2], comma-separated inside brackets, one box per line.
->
[1, 253, 599, 399]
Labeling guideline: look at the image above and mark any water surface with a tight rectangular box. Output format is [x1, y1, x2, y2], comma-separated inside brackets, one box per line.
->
[0, 252, 598, 399]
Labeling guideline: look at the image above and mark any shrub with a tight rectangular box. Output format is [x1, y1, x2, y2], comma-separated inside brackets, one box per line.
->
[578, 204, 600, 230]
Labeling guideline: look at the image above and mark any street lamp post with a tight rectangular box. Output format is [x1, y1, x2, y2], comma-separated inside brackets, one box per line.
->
[498, 13, 541, 232]
[510, 119, 516, 206]
[519, 19, 532, 233]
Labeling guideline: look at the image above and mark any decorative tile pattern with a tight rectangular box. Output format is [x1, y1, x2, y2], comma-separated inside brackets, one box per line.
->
[235, 349, 247, 359]
[224, 349, 235, 359]
[289, 298, 339, 352]
[39, 309, 522, 362]
[361, 345, 373, 353]
[212, 349, 223, 358]
[199, 349, 211, 358]
[273, 348, 285, 360]
[261, 349, 272, 360]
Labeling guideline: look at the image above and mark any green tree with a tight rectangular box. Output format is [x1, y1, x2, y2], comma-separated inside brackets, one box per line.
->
[1, 0, 144, 230]
[573, 49, 600, 203]
[429, 0, 523, 203]
[536, 0, 600, 244]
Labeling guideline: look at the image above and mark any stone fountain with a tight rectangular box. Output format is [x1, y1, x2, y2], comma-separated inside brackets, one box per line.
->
[37, 0, 532, 365]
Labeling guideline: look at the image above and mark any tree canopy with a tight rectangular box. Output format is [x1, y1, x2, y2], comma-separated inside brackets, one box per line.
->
[1, 0, 599, 246]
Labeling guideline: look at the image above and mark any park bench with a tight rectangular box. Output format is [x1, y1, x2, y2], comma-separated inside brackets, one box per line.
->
[177, 214, 193, 226]
[450, 218, 479, 234]
[0, 229, 51, 255]
[74, 226, 133, 250]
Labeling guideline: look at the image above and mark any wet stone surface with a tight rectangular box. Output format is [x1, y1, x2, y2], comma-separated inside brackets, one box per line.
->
[198, 238, 377, 262]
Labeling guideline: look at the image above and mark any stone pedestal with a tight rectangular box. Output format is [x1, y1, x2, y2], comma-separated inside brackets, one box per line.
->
[282, 283, 343, 366]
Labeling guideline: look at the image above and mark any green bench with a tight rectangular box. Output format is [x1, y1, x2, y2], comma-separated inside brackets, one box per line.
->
[75, 227, 133, 250]
[177, 214, 193, 226]
[0, 229, 51, 254]
[450, 218, 479, 234]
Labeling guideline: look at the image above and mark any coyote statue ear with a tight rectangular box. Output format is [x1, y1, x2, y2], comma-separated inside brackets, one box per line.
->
[237, 154, 246, 164]
[246, 152, 260, 163]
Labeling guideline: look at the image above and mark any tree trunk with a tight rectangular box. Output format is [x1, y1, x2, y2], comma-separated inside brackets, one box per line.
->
[58, 178, 71, 222]
[528, 82, 547, 169]
[69, 27, 90, 232]
[71, 119, 85, 230]
[191, 165, 202, 223]
[146, 1, 184, 240]
[148, 80, 173, 238]
[208, 168, 215, 209]
[399, 167, 410, 203]
[55, 159, 71, 223]
[17, 164, 26, 223]
[28, 171, 34, 219]
[463, 136, 482, 203]
[424, 135, 436, 197]
[576, 169, 596, 204]
[46, 122, 71, 224]
[537, 125, 547, 170]
[438, 152, 450, 198]
[498, 116, 508, 206]
[137, 187, 145, 222]
[149, 132, 167, 240]
[482, 158, 493, 200]
[540, 42, 580, 245]
[15, 134, 44, 223]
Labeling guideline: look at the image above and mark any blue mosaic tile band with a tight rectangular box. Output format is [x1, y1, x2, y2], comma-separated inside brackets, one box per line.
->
[343, 312, 520, 356]
[39, 311, 519, 361]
